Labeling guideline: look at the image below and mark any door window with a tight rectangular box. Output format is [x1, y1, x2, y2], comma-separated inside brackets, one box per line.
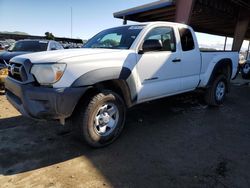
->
[144, 27, 176, 52]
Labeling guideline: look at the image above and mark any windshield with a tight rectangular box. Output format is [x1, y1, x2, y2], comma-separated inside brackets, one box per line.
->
[83, 25, 145, 49]
[8, 41, 48, 52]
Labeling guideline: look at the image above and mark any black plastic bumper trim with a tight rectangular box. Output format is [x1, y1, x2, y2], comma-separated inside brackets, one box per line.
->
[5, 77, 90, 120]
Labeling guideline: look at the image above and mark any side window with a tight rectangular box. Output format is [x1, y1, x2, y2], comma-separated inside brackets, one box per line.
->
[144, 27, 176, 52]
[179, 28, 195, 51]
[56, 42, 63, 50]
[50, 42, 56, 50]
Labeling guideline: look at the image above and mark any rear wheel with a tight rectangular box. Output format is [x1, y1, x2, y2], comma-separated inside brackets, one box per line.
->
[73, 90, 126, 148]
[205, 75, 228, 106]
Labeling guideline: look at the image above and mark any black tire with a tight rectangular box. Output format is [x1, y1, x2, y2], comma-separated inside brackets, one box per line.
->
[205, 75, 228, 106]
[73, 90, 126, 148]
[241, 63, 250, 79]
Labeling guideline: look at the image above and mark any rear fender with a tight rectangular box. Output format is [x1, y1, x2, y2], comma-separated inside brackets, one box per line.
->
[200, 58, 232, 88]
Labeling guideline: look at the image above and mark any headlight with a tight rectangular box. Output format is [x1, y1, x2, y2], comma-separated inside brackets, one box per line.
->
[31, 63, 66, 85]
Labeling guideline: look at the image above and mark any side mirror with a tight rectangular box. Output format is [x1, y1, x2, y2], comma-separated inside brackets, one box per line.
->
[140, 39, 163, 53]
[51, 47, 57, 51]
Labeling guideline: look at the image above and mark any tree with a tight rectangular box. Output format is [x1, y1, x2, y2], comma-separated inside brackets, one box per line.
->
[45, 32, 55, 40]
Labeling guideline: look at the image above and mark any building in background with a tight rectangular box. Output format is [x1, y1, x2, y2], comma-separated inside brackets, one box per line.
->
[114, 0, 250, 56]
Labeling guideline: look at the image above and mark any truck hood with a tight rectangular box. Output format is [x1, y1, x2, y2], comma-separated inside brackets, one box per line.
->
[10, 48, 128, 64]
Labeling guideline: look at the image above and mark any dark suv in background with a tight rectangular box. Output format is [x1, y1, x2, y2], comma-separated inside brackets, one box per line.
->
[0, 39, 64, 90]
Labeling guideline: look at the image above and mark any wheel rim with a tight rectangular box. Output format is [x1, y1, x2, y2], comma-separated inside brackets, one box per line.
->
[215, 81, 226, 101]
[93, 103, 119, 136]
[243, 64, 250, 74]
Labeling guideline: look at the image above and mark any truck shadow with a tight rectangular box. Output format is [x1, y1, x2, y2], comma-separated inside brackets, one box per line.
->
[1, 88, 249, 187]
[0, 115, 90, 175]
[0, 92, 204, 174]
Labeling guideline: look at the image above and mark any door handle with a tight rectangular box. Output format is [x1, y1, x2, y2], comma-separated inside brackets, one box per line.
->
[172, 58, 181, 63]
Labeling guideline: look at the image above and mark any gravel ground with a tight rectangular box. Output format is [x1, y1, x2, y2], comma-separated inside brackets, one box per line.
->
[0, 77, 250, 188]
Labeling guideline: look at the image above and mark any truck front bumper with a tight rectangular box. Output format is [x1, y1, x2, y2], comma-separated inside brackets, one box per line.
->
[5, 77, 89, 121]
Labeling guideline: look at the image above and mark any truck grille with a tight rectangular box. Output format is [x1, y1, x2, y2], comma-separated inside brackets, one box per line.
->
[8, 62, 28, 82]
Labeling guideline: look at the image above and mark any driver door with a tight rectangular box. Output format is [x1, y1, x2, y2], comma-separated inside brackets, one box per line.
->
[136, 26, 182, 102]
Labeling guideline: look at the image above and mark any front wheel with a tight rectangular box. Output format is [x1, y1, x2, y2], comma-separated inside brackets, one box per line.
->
[73, 90, 126, 148]
[205, 75, 228, 106]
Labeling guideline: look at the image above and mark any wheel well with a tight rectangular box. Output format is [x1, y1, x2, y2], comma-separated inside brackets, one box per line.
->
[76, 79, 133, 109]
[215, 62, 232, 78]
[207, 59, 232, 92]
[94, 80, 133, 108]
[209, 59, 232, 82]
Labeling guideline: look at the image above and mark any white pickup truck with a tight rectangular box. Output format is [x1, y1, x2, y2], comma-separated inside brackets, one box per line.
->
[5, 22, 238, 147]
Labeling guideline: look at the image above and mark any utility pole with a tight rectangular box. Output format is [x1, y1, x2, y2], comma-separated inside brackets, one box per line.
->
[71, 7, 73, 38]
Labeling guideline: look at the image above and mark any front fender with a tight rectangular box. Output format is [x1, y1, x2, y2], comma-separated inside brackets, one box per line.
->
[71, 66, 138, 106]
[71, 67, 131, 86]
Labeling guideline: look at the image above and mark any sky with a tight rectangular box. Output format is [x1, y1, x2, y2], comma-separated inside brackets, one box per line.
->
[0, 0, 249, 51]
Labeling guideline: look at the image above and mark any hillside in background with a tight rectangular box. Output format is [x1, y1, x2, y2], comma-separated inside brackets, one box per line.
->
[0, 31, 29, 35]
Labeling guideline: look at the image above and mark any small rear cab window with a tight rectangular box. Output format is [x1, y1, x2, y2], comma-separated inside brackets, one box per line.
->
[179, 28, 195, 51]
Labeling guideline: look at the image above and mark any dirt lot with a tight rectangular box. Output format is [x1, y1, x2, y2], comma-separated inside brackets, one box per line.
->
[0, 77, 250, 188]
